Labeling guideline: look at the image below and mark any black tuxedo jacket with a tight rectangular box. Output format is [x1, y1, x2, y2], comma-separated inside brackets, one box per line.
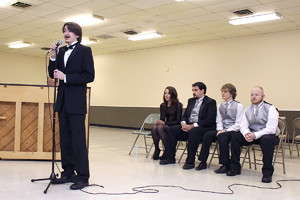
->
[182, 96, 217, 129]
[48, 43, 95, 114]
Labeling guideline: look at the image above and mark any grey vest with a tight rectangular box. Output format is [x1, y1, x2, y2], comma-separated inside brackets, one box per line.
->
[189, 99, 202, 123]
[219, 100, 238, 129]
[245, 102, 271, 133]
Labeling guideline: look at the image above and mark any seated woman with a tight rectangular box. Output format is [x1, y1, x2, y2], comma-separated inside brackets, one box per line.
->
[151, 86, 182, 160]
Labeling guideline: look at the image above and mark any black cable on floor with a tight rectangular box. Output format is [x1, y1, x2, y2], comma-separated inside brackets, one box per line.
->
[80, 179, 300, 196]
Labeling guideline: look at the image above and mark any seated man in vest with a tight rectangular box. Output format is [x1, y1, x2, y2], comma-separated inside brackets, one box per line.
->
[226, 86, 279, 183]
[196, 83, 243, 172]
[160, 82, 217, 170]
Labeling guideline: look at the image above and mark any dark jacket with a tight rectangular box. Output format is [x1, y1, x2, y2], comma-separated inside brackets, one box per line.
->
[48, 43, 95, 114]
[181, 96, 217, 129]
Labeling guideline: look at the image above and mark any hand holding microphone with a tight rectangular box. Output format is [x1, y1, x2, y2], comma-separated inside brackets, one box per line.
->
[49, 40, 63, 58]
[53, 69, 65, 80]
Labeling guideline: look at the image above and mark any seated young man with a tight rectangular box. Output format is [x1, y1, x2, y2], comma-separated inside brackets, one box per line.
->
[226, 86, 279, 183]
[196, 83, 243, 173]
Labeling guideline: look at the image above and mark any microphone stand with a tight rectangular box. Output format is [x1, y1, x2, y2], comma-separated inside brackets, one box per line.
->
[31, 48, 59, 194]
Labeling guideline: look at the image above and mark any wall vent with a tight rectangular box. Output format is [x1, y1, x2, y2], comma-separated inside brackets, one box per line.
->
[11, 1, 32, 9]
[123, 30, 138, 35]
[95, 35, 115, 39]
[233, 9, 253, 16]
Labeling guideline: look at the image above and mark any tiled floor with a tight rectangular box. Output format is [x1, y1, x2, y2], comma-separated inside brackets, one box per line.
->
[1, 126, 300, 200]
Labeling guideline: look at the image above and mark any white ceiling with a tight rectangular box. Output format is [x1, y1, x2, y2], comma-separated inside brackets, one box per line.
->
[0, 0, 299, 57]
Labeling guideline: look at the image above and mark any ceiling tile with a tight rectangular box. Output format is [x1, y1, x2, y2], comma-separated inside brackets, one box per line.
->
[0, 0, 299, 57]
[73, 0, 119, 12]
[24, 3, 65, 17]
[126, 0, 174, 9]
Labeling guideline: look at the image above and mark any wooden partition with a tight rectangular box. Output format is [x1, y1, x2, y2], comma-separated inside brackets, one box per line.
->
[0, 84, 90, 160]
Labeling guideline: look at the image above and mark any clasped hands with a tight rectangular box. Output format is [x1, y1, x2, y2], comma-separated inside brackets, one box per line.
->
[245, 132, 256, 142]
[181, 123, 194, 132]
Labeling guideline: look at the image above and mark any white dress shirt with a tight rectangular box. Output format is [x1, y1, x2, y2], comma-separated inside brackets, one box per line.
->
[240, 102, 279, 139]
[216, 100, 244, 132]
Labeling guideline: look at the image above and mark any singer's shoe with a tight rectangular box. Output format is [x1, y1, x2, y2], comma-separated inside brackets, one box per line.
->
[70, 181, 89, 190]
[261, 176, 272, 183]
[52, 174, 76, 184]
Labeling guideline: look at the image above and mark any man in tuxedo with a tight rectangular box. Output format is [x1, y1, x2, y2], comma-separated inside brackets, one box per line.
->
[160, 82, 217, 170]
[48, 22, 95, 190]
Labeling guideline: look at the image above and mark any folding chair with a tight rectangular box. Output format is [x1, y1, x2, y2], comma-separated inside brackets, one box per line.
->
[178, 142, 217, 164]
[241, 118, 287, 174]
[178, 141, 188, 163]
[241, 145, 253, 169]
[128, 113, 160, 158]
[291, 117, 300, 157]
[208, 142, 219, 168]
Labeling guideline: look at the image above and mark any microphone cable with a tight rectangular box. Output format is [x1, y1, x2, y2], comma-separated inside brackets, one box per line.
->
[79, 179, 300, 196]
[45, 51, 62, 175]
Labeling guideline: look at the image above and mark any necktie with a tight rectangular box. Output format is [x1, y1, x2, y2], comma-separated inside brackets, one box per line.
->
[254, 105, 259, 117]
[225, 102, 229, 115]
[195, 99, 200, 108]
[189, 99, 201, 123]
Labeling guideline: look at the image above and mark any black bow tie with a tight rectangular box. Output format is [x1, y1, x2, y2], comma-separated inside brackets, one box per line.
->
[65, 44, 76, 51]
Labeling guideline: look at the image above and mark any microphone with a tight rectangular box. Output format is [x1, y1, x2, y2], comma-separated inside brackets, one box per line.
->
[48, 40, 63, 53]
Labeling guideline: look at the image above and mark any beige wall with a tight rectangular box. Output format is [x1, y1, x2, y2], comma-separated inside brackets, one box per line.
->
[91, 29, 300, 110]
[1, 29, 300, 110]
[0, 53, 45, 85]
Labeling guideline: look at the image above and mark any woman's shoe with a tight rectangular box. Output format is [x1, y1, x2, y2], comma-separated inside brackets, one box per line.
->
[152, 149, 160, 160]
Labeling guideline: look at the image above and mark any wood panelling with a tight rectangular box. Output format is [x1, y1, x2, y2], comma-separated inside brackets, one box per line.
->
[0, 84, 90, 160]
[0, 102, 16, 151]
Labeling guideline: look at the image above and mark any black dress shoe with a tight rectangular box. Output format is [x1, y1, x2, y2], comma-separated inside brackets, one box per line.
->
[183, 163, 195, 170]
[195, 162, 207, 171]
[52, 174, 75, 184]
[159, 153, 167, 160]
[70, 181, 89, 190]
[261, 176, 272, 183]
[159, 158, 176, 165]
[214, 165, 228, 174]
[226, 169, 241, 176]
[152, 149, 161, 160]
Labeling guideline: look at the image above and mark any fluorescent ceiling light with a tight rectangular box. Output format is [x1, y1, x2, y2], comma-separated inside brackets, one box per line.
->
[0, 0, 13, 6]
[229, 12, 281, 25]
[65, 14, 104, 26]
[8, 41, 33, 48]
[81, 38, 98, 45]
[128, 31, 163, 41]
[175, 0, 184, 2]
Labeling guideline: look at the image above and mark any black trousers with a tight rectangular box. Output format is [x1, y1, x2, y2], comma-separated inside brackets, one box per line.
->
[198, 130, 217, 162]
[58, 105, 90, 182]
[217, 131, 237, 166]
[166, 125, 212, 164]
[229, 132, 279, 177]
[198, 130, 237, 165]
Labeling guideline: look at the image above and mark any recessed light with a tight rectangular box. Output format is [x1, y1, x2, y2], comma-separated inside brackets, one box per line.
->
[8, 41, 33, 48]
[128, 31, 164, 41]
[229, 12, 281, 25]
[65, 14, 104, 26]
